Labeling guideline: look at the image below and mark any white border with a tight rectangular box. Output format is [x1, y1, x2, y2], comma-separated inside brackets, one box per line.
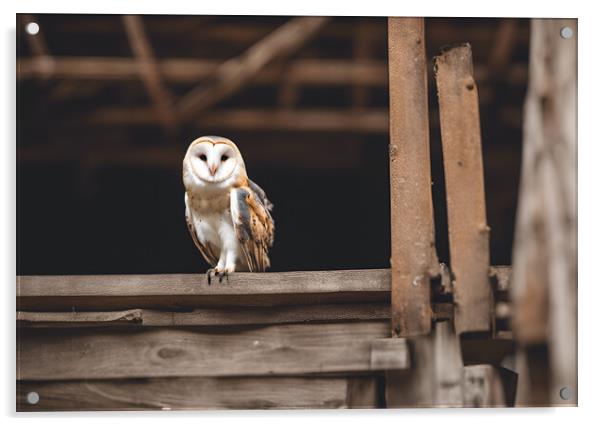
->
[3, 1, 601, 425]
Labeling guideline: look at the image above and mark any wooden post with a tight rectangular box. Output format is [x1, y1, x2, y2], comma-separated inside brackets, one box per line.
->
[512, 19, 577, 406]
[386, 321, 464, 407]
[435, 44, 492, 335]
[388, 17, 438, 338]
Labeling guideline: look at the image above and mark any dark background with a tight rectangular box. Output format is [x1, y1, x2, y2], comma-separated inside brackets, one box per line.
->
[17, 15, 529, 275]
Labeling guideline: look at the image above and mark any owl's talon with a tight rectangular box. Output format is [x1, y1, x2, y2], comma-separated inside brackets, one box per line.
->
[206, 268, 216, 285]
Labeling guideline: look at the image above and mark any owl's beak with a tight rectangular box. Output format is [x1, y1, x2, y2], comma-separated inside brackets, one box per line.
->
[209, 165, 218, 176]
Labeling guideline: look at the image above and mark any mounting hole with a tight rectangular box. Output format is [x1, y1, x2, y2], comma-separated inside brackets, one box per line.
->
[26, 391, 39, 405]
[559, 386, 572, 400]
[560, 26, 573, 39]
[25, 22, 40, 35]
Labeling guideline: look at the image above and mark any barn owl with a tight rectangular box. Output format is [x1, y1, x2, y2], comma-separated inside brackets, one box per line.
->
[183, 135, 275, 283]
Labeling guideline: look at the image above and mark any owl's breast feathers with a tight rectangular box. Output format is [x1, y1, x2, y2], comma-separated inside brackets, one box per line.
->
[230, 179, 275, 272]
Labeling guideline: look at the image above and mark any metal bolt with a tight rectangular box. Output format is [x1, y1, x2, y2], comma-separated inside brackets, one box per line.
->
[560, 27, 573, 39]
[25, 22, 40, 35]
[559, 386, 572, 400]
[26, 391, 39, 405]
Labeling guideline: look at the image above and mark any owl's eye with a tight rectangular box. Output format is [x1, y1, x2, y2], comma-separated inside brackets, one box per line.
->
[199, 154, 207, 161]
[221, 155, 229, 162]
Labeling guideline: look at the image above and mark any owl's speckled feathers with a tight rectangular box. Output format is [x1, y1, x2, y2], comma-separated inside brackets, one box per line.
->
[183, 136, 274, 282]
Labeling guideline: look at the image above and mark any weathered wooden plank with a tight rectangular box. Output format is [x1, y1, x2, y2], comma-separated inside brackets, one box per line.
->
[16, 269, 391, 311]
[17, 303, 390, 328]
[17, 267, 510, 312]
[512, 19, 577, 407]
[387, 17, 438, 338]
[17, 321, 409, 380]
[435, 43, 492, 335]
[17, 376, 380, 411]
[177, 17, 329, 120]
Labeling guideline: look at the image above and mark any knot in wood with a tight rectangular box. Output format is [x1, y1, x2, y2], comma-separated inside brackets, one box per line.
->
[465, 77, 475, 91]
[157, 347, 186, 359]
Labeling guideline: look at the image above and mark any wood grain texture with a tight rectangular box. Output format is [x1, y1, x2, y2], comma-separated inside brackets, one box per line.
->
[435, 43, 492, 335]
[17, 304, 390, 328]
[17, 376, 380, 411]
[17, 267, 509, 312]
[17, 269, 391, 311]
[17, 321, 409, 380]
[387, 17, 438, 338]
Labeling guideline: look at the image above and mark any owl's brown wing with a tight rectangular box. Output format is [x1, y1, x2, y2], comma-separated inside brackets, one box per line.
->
[230, 186, 275, 272]
[185, 195, 219, 266]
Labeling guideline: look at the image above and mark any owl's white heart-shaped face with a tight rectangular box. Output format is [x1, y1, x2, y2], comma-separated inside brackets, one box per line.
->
[188, 141, 238, 183]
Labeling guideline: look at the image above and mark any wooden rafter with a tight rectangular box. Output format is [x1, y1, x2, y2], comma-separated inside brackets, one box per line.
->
[176, 16, 330, 121]
[17, 56, 528, 88]
[86, 107, 389, 133]
[122, 15, 177, 134]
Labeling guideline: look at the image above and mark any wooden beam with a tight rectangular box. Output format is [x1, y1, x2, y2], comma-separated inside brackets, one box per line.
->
[176, 17, 330, 120]
[435, 44, 492, 335]
[387, 17, 438, 338]
[122, 15, 177, 134]
[17, 321, 406, 380]
[17, 269, 391, 311]
[17, 266, 511, 313]
[86, 107, 390, 133]
[17, 57, 527, 88]
[17, 303, 391, 328]
[18, 376, 380, 410]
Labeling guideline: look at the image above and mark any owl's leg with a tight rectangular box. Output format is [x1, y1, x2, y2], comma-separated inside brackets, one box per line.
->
[211, 250, 229, 283]
[206, 268, 215, 285]
[217, 250, 238, 282]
